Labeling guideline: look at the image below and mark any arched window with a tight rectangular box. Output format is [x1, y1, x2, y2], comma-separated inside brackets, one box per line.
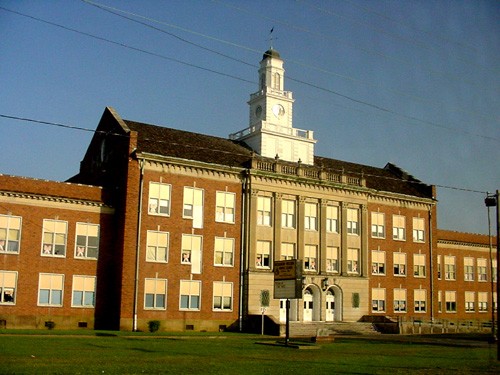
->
[274, 73, 281, 89]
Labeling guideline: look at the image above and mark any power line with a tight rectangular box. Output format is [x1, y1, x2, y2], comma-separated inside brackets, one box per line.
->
[0, 113, 490, 195]
[343, 0, 484, 58]
[288, 77, 499, 142]
[81, 0, 255, 69]
[0, 6, 254, 86]
[213, 0, 498, 94]
[81, 0, 261, 56]
[1, 6, 498, 142]
[80, 1, 499, 131]
[300, 0, 498, 75]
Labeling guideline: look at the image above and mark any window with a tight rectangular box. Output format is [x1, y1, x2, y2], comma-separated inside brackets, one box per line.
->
[412, 217, 425, 242]
[494, 292, 498, 312]
[256, 240, 271, 269]
[493, 260, 497, 282]
[465, 291, 475, 312]
[413, 254, 426, 277]
[477, 258, 487, 281]
[372, 288, 386, 312]
[0, 214, 21, 253]
[148, 182, 171, 215]
[304, 202, 318, 231]
[371, 212, 385, 238]
[179, 280, 201, 310]
[144, 278, 167, 310]
[146, 231, 169, 263]
[445, 291, 457, 312]
[273, 72, 281, 90]
[41, 219, 67, 257]
[347, 248, 359, 274]
[75, 223, 99, 259]
[326, 246, 339, 273]
[444, 256, 456, 280]
[281, 243, 295, 260]
[304, 245, 317, 271]
[437, 255, 442, 279]
[281, 199, 296, 228]
[414, 289, 426, 313]
[478, 292, 488, 312]
[438, 291, 442, 313]
[183, 187, 204, 228]
[393, 252, 407, 276]
[72, 275, 96, 307]
[213, 281, 232, 311]
[214, 237, 234, 266]
[326, 205, 338, 233]
[38, 273, 64, 306]
[394, 289, 407, 312]
[464, 257, 474, 281]
[215, 191, 235, 223]
[0, 271, 17, 304]
[392, 215, 406, 241]
[371, 250, 385, 275]
[257, 196, 272, 226]
[347, 208, 359, 235]
[181, 234, 202, 274]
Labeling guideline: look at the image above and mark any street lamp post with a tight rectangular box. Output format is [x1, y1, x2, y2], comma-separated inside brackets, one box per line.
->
[485, 190, 500, 361]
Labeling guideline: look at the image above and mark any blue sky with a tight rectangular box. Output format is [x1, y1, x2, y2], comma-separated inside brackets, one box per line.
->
[0, 0, 498, 234]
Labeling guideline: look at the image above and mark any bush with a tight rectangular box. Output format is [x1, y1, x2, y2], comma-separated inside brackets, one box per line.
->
[148, 320, 161, 333]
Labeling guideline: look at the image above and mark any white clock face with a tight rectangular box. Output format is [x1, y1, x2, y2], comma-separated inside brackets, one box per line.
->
[272, 104, 285, 118]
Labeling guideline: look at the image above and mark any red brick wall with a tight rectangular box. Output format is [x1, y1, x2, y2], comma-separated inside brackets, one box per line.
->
[117, 164, 242, 331]
[435, 230, 497, 321]
[368, 202, 434, 320]
[0, 176, 114, 329]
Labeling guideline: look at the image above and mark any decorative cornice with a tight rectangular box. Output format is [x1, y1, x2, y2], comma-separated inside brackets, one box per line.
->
[0, 191, 112, 210]
[437, 239, 495, 250]
[139, 152, 245, 181]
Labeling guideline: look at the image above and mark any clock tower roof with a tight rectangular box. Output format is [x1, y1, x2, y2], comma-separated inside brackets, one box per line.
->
[262, 48, 281, 60]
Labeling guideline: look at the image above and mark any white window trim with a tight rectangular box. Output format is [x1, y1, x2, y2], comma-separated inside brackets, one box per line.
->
[214, 237, 235, 267]
[38, 273, 64, 307]
[144, 278, 168, 310]
[0, 214, 22, 254]
[71, 275, 96, 308]
[75, 222, 100, 260]
[148, 181, 172, 217]
[179, 280, 201, 311]
[0, 270, 18, 305]
[212, 281, 233, 312]
[41, 219, 68, 258]
[215, 191, 236, 224]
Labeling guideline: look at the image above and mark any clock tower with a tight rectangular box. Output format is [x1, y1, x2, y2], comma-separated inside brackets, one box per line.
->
[230, 48, 316, 165]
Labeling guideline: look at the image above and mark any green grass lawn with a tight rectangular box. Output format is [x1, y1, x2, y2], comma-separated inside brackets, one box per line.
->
[0, 331, 499, 374]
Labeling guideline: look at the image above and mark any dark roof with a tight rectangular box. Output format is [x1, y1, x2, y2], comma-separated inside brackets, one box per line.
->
[124, 119, 434, 200]
[315, 156, 433, 199]
[125, 120, 253, 168]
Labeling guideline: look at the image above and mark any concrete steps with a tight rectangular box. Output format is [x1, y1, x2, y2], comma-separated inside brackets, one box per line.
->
[285, 321, 380, 338]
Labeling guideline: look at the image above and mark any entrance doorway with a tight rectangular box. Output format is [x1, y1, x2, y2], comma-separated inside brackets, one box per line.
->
[326, 290, 335, 321]
[303, 288, 313, 322]
[280, 299, 298, 322]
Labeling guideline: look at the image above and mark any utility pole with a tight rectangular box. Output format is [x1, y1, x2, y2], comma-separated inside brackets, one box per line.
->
[496, 190, 500, 361]
[486, 190, 500, 360]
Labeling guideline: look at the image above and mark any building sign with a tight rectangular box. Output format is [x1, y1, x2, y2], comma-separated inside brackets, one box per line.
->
[273, 260, 302, 299]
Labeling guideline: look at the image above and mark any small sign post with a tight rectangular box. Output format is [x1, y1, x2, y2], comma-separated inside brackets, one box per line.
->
[260, 290, 270, 335]
[273, 260, 302, 346]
